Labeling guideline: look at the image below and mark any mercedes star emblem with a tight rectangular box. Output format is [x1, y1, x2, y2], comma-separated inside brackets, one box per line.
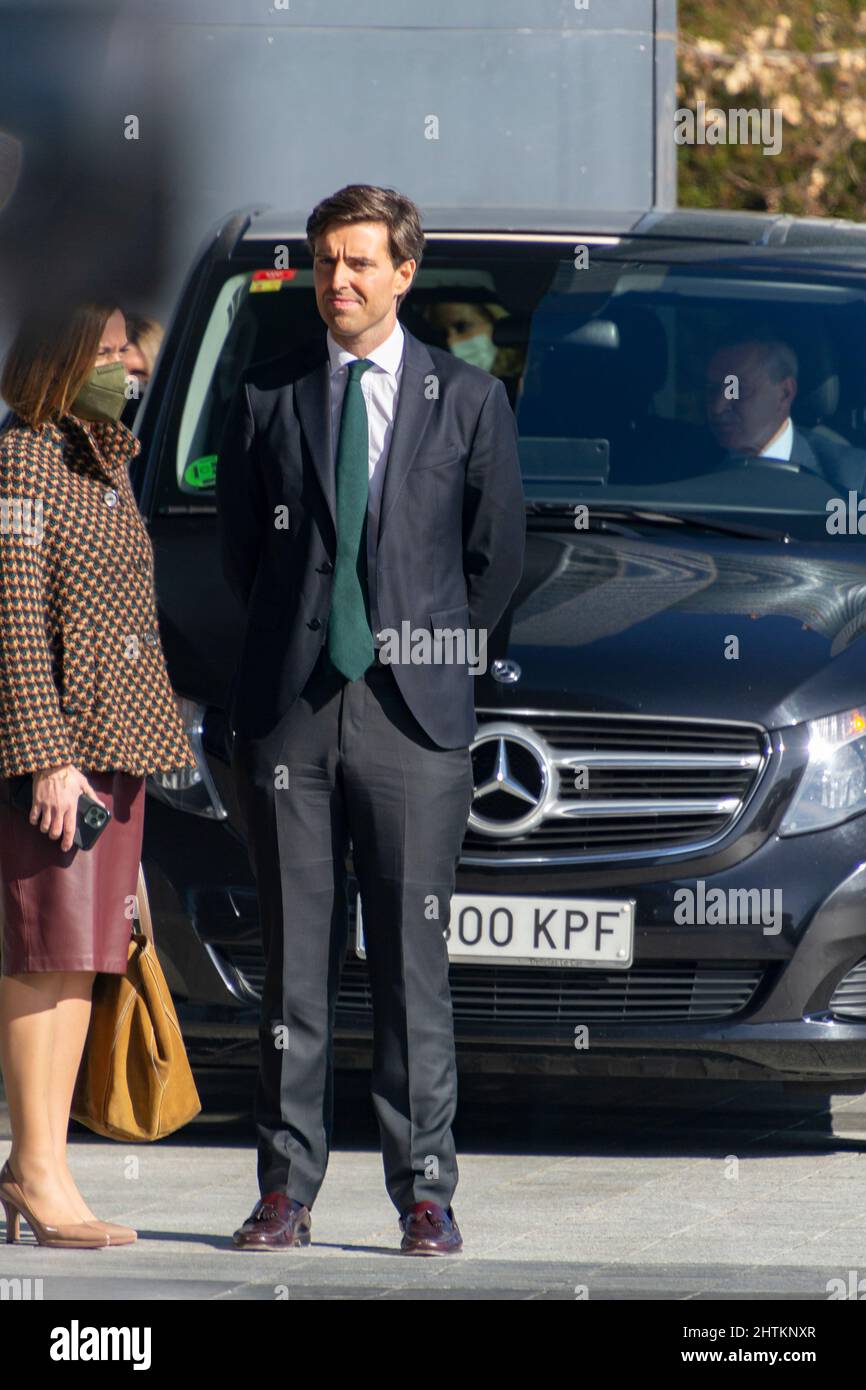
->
[468, 722, 555, 838]
[491, 659, 522, 684]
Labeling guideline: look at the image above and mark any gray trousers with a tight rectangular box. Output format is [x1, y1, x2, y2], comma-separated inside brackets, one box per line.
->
[231, 649, 474, 1212]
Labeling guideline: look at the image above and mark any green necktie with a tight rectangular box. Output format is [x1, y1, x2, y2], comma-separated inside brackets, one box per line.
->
[326, 357, 375, 681]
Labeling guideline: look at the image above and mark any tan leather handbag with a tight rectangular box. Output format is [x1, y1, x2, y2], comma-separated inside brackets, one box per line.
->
[71, 865, 202, 1141]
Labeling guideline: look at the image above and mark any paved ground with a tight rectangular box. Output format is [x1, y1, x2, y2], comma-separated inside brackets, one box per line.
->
[2, 1072, 866, 1299]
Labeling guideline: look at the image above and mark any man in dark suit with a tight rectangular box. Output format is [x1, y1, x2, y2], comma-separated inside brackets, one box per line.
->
[705, 334, 866, 491]
[217, 185, 525, 1255]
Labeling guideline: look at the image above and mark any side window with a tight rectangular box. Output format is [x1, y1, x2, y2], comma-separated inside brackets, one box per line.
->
[176, 273, 252, 496]
[154, 262, 321, 513]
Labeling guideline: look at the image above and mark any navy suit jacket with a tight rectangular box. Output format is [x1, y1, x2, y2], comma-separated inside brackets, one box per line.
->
[216, 324, 526, 748]
[790, 425, 866, 492]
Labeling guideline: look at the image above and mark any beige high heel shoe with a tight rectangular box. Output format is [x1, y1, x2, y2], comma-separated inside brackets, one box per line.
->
[84, 1218, 137, 1245]
[0, 1159, 110, 1249]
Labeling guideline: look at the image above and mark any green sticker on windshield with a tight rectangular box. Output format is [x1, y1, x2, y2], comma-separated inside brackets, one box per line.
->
[183, 454, 217, 490]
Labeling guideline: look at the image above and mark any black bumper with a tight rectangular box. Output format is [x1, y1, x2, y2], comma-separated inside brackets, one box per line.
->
[141, 787, 866, 1084]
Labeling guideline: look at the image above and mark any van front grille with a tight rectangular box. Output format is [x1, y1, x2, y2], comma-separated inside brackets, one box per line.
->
[212, 945, 764, 1026]
[462, 709, 770, 865]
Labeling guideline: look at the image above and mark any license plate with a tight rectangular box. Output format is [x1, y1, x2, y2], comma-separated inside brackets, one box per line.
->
[355, 894, 635, 968]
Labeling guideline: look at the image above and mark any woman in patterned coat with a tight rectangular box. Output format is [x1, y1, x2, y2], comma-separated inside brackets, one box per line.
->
[0, 303, 196, 1248]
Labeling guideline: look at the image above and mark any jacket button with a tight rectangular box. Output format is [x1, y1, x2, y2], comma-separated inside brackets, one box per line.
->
[317, 561, 334, 574]
[145, 628, 158, 647]
[308, 618, 322, 630]
[105, 488, 119, 507]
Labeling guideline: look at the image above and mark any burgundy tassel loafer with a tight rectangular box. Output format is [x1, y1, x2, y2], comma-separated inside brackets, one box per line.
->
[232, 1193, 312, 1251]
[399, 1202, 463, 1255]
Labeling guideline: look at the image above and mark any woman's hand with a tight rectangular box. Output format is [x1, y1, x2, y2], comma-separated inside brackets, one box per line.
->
[31, 764, 106, 853]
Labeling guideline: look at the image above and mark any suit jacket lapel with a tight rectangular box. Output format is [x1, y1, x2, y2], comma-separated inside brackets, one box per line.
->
[377, 327, 435, 543]
[293, 326, 436, 547]
[790, 426, 822, 476]
[293, 340, 335, 537]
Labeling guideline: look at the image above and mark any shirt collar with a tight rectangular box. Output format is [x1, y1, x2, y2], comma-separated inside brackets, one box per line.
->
[327, 319, 405, 379]
[758, 416, 793, 460]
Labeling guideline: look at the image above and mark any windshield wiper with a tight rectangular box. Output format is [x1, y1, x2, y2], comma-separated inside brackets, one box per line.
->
[525, 501, 791, 542]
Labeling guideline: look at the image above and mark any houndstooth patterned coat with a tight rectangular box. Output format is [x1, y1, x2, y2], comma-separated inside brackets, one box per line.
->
[0, 411, 196, 778]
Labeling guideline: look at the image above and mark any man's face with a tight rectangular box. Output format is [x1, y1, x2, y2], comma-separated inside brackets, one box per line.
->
[313, 220, 414, 347]
[705, 343, 796, 453]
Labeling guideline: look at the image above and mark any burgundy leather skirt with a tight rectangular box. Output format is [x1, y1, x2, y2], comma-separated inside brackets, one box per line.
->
[0, 771, 145, 975]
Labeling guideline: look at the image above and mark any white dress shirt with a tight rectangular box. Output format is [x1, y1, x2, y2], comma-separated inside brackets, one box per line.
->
[758, 416, 793, 460]
[327, 320, 405, 642]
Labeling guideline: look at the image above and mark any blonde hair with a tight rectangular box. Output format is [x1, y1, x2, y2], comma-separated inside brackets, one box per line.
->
[123, 312, 164, 377]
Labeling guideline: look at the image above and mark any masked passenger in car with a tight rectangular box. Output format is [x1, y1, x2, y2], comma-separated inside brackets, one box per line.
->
[422, 301, 526, 406]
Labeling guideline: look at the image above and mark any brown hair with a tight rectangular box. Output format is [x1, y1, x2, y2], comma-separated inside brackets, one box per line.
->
[305, 184, 425, 310]
[0, 302, 118, 428]
[123, 312, 164, 377]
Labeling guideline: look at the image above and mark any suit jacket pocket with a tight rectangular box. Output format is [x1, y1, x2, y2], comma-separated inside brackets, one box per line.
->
[411, 444, 461, 471]
[60, 620, 96, 714]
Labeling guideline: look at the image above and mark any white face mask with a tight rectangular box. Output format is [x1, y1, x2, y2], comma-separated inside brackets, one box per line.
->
[450, 332, 497, 372]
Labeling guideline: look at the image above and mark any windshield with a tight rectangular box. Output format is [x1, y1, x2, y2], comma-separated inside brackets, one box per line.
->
[158, 240, 866, 542]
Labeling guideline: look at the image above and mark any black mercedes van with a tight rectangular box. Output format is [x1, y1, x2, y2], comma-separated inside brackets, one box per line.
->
[131, 205, 866, 1083]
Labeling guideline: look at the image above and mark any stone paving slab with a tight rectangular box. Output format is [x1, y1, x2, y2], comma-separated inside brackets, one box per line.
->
[1, 1076, 864, 1299]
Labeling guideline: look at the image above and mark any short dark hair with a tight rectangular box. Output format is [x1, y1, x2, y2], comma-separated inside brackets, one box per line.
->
[305, 184, 425, 310]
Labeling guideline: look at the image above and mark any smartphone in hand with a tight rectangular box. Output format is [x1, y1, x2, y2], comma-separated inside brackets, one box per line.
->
[11, 775, 112, 850]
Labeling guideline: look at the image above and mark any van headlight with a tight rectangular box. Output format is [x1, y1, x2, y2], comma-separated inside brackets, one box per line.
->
[146, 697, 227, 819]
[778, 707, 866, 836]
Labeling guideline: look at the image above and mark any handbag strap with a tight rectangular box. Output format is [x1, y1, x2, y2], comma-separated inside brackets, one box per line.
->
[135, 863, 155, 944]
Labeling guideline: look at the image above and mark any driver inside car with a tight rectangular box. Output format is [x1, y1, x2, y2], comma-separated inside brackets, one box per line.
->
[704, 333, 866, 491]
